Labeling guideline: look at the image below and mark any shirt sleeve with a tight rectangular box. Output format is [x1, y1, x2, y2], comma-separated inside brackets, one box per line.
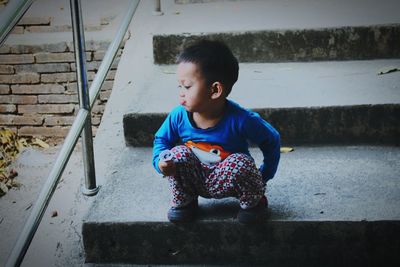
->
[242, 112, 281, 182]
[152, 108, 181, 173]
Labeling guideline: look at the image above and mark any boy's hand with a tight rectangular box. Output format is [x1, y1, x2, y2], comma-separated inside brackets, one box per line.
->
[158, 160, 176, 176]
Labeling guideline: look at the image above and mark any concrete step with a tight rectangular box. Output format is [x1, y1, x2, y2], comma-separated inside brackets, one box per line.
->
[149, 0, 400, 64]
[122, 60, 400, 146]
[85, 2, 400, 264]
[124, 104, 400, 146]
[82, 146, 400, 265]
[153, 24, 400, 64]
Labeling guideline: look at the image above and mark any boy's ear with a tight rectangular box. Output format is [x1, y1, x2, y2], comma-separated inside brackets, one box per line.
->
[210, 82, 224, 99]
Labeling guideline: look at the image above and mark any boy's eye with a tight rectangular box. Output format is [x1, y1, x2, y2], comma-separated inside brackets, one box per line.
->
[178, 85, 190, 90]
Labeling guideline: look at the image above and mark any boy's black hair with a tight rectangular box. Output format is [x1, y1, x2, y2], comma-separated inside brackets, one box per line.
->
[176, 39, 239, 96]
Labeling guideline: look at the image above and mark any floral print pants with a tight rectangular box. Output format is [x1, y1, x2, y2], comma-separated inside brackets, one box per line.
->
[167, 145, 265, 209]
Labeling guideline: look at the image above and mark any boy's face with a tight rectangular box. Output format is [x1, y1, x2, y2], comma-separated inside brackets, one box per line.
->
[177, 62, 212, 113]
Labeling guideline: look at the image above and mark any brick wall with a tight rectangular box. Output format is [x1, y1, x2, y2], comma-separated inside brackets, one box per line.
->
[0, 40, 123, 141]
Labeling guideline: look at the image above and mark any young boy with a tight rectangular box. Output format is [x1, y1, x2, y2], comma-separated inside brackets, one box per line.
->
[152, 40, 280, 224]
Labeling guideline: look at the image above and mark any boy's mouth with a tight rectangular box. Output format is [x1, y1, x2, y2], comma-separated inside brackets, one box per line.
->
[179, 100, 186, 105]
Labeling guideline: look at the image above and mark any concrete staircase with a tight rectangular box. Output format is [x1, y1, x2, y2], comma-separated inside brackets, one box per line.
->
[83, 0, 400, 266]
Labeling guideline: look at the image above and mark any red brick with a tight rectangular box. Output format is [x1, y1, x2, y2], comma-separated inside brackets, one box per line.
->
[100, 81, 114, 91]
[0, 85, 10, 94]
[99, 90, 111, 101]
[38, 94, 78, 104]
[44, 116, 75, 126]
[69, 40, 110, 52]
[18, 104, 74, 114]
[11, 84, 65, 94]
[69, 70, 114, 83]
[19, 126, 70, 137]
[10, 43, 68, 54]
[41, 72, 76, 83]
[105, 70, 116, 80]
[91, 115, 102, 126]
[5, 127, 18, 132]
[91, 104, 105, 114]
[87, 71, 96, 81]
[65, 82, 95, 93]
[14, 63, 70, 73]
[70, 58, 119, 72]
[0, 54, 34, 64]
[0, 45, 10, 54]
[0, 104, 16, 113]
[93, 50, 122, 61]
[11, 26, 24, 34]
[0, 65, 14, 74]
[0, 95, 37, 104]
[0, 73, 40, 84]
[35, 52, 75, 63]
[71, 61, 101, 72]
[65, 82, 78, 93]
[35, 52, 91, 63]
[0, 115, 43, 125]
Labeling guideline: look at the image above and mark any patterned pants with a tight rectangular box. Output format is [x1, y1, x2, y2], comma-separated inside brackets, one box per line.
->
[167, 145, 265, 209]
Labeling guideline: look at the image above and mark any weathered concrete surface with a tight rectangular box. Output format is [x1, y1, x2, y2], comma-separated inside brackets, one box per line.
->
[124, 104, 400, 146]
[122, 59, 400, 146]
[150, 0, 400, 35]
[81, 0, 400, 265]
[0, 145, 96, 267]
[83, 146, 400, 265]
[84, 221, 400, 266]
[124, 60, 400, 113]
[153, 24, 400, 64]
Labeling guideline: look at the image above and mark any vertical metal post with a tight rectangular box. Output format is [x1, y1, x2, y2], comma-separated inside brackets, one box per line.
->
[70, 0, 99, 196]
[153, 0, 163, 15]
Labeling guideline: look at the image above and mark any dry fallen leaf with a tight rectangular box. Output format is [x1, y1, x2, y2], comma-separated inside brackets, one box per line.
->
[280, 147, 294, 153]
[162, 69, 176, 74]
[377, 67, 400, 75]
[17, 138, 28, 151]
[32, 138, 50, 149]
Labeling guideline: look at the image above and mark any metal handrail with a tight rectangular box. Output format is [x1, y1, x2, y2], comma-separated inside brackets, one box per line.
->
[4, 0, 140, 266]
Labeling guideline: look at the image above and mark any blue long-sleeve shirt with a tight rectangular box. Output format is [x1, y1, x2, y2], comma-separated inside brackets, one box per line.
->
[152, 100, 280, 182]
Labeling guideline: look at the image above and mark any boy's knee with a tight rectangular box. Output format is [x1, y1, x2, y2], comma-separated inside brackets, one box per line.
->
[226, 153, 256, 167]
[224, 153, 259, 177]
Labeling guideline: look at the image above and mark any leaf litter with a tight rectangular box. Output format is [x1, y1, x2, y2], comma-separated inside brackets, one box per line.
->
[0, 127, 49, 197]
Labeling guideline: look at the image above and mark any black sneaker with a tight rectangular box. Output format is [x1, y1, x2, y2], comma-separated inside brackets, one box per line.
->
[237, 195, 268, 224]
[167, 198, 198, 223]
